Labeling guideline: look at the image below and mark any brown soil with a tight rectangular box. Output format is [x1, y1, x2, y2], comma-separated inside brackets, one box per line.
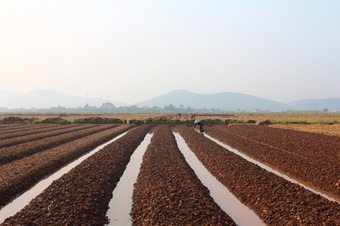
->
[2, 125, 151, 225]
[214, 125, 340, 162]
[207, 125, 340, 198]
[131, 125, 236, 225]
[0, 124, 115, 165]
[0, 124, 94, 149]
[0, 125, 133, 208]
[1, 122, 339, 225]
[176, 125, 340, 225]
[0, 124, 57, 139]
[0, 124, 24, 130]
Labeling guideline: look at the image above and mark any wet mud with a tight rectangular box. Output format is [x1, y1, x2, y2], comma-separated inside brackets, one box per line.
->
[0, 124, 116, 165]
[177, 125, 340, 225]
[0, 125, 133, 208]
[207, 125, 340, 199]
[131, 125, 235, 225]
[0, 124, 95, 149]
[2, 125, 150, 225]
[0, 124, 59, 139]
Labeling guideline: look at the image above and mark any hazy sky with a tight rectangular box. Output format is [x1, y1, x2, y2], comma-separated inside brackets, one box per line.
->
[1, 0, 339, 104]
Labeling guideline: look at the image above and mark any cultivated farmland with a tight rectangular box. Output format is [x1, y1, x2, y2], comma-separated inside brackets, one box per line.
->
[0, 123, 338, 225]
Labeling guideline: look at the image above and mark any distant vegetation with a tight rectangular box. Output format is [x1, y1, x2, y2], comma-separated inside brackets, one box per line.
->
[1, 103, 336, 114]
[73, 117, 123, 124]
[0, 103, 231, 114]
[40, 117, 71, 124]
[2, 89, 340, 113]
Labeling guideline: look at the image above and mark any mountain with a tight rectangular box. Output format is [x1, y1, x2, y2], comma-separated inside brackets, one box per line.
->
[0, 89, 127, 108]
[288, 98, 340, 112]
[287, 99, 318, 107]
[1, 89, 339, 112]
[136, 90, 289, 112]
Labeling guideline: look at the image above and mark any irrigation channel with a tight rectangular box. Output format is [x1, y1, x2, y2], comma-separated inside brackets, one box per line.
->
[203, 133, 339, 204]
[105, 132, 262, 225]
[1, 124, 338, 225]
[173, 132, 264, 226]
[0, 132, 129, 224]
[106, 133, 153, 225]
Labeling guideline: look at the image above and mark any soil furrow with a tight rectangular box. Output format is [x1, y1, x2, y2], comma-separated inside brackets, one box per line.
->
[1, 125, 151, 225]
[206, 126, 340, 198]
[177, 125, 340, 225]
[0, 124, 133, 208]
[0, 125, 31, 133]
[0, 124, 116, 165]
[0, 124, 59, 139]
[0, 124, 95, 148]
[131, 125, 236, 225]
[213, 125, 340, 164]
[0, 125, 26, 131]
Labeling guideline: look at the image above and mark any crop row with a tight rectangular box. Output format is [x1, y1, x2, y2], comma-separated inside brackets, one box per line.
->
[0, 124, 52, 131]
[0, 124, 116, 165]
[206, 125, 340, 198]
[0, 124, 133, 208]
[0, 124, 25, 131]
[177, 125, 339, 225]
[2, 125, 151, 225]
[131, 125, 235, 225]
[1, 124, 338, 225]
[0, 124, 60, 140]
[213, 125, 339, 164]
[0, 124, 96, 149]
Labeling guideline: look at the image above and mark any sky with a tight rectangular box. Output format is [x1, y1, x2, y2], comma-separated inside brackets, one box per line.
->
[1, 0, 339, 104]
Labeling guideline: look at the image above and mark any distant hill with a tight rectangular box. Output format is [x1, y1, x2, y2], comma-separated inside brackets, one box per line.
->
[288, 98, 340, 112]
[0, 89, 127, 108]
[1, 89, 339, 112]
[136, 90, 289, 112]
[287, 99, 318, 107]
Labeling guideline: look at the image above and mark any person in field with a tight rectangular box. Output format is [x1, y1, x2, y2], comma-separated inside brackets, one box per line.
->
[193, 119, 204, 133]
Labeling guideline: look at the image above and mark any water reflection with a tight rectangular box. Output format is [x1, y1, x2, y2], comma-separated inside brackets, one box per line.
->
[174, 132, 264, 226]
[204, 133, 338, 204]
[0, 132, 128, 224]
[106, 133, 153, 226]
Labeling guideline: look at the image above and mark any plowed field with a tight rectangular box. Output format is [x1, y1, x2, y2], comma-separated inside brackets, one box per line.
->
[0, 124, 338, 225]
[206, 125, 340, 199]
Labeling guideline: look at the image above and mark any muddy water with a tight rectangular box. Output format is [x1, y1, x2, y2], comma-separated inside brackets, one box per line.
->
[204, 133, 339, 204]
[173, 132, 264, 226]
[106, 133, 153, 226]
[0, 132, 129, 224]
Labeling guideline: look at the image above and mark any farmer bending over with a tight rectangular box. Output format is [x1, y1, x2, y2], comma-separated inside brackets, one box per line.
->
[194, 119, 204, 133]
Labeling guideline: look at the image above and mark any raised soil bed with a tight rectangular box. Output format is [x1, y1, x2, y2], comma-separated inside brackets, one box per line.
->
[177, 125, 340, 225]
[0, 125, 133, 208]
[131, 125, 235, 225]
[206, 125, 340, 198]
[0, 124, 95, 148]
[0, 124, 117, 165]
[2, 125, 151, 225]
